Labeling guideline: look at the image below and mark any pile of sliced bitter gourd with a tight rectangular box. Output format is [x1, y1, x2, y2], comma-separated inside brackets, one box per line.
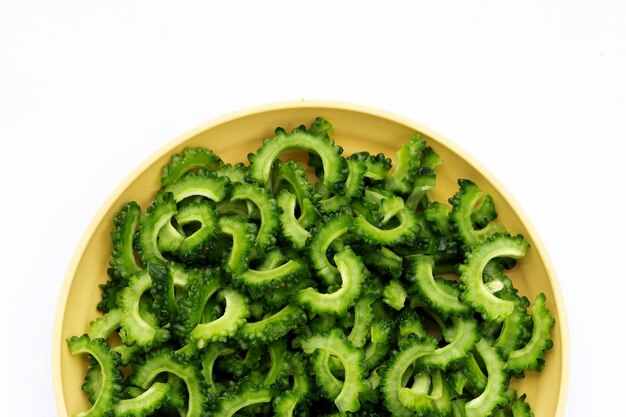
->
[69, 117, 555, 417]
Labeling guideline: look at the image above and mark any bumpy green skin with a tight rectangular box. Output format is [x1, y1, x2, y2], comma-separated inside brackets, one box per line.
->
[353, 205, 420, 246]
[235, 258, 309, 292]
[507, 293, 555, 374]
[68, 335, 123, 417]
[465, 339, 510, 417]
[215, 162, 247, 184]
[82, 360, 102, 405]
[189, 289, 249, 349]
[161, 147, 223, 186]
[88, 309, 140, 365]
[297, 248, 365, 317]
[230, 182, 279, 251]
[459, 234, 529, 322]
[423, 201, 453, 238]
[163, 171, 230, 203]
[239, 304, 306, 345]
[418, 317, 479, 371]
[138, 193, 178, 262]
[381, 336, 438, 417]
[384, 134, 426, 195]
[115, 382, 170, 417]
[398, 371, 454, 417]
[170, 201, 219, 262]
[119, 270, 170, 349]
[408, 255, 471, 317]
[272, 160, 319, 228]
[277, 190, 311, 249]
[129, 351, 207, 417]
[173, 268, 222, 340]
[319, 157, 367, 213]
[213, 383, 274, 417]
[218, 216, 257, 275]
[109, 202, 142, 280]
[449, 180, 506, 249]
[382, 280, 407, 311]
[347, 294, 376, 348]
[350, 151, 392, 180]
[248, 118, 346, 192]
[273, 353, 312, 417]
[308, 212, 353, 286]
[511, 394, 534, 417]
[405, 168, 437, 211]
[301, 330, 368, 413]
[148, 262, 178, 325]
[361, 247, 403, 280]
[494, 293, 532, 358]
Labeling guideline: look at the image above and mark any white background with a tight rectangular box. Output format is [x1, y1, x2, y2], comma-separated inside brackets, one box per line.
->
[1, 1, 624, 415]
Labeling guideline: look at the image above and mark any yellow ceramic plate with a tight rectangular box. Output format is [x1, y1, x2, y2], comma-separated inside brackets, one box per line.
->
[53, 100, 569, 417]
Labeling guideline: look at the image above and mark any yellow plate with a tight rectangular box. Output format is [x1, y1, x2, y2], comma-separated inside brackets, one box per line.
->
[53, 100, 569, 416]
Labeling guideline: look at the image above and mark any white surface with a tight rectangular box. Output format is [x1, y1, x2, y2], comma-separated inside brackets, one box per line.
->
[1, 1, 624, 415]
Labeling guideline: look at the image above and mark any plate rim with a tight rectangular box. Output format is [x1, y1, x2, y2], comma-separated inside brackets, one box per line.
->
[52, 99, 570, 417]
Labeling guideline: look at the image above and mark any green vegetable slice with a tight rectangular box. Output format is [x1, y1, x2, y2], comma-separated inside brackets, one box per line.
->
[230, 182, 279, 251]
[450, 180, 506, 249]
[239, 304, 306, 345]
[215, 162, 247, 184]
[248, 118, 346, 191]
[213, 383, 274, 417]
[349, 151, 392, 180]
[494, 293, 532, 358]
[353, 205, 419, 246]
[277, 190, 311, 250]
[464, 339, 509, 417]
[408, 254, 471, 317]
[189, 289, 249, 349]
[173, 268, 222, 339]
[384, 134, 426, 194]
[138, 193, 178, 262]
[129, 351, 207, 417]
[297, 248, 365, 316]
[308, 212, 353, 286]
[164, 171, 230, 203]
[161, 147, 223, 186]
[318, 157, 367, 213]
[235, 258, 309, 292]
[301, 330, 368, 413]
[507, 293, 555, 374]
[109, 201, 142, 280]
[119, 270, 170, 349]
[273, 353, 312, 417]
[382, 280, 407, 311]
[418, 317, 479, 371]
[88, 309, 140, 365]
[67, 335, 123, 417]
[115, 382, 170, 417]
[381, 336, 438, 417]
[459, 234, 529, 322]
[218, 215, 257, 275]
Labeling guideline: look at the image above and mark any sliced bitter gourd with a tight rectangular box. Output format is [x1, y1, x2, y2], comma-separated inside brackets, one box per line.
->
[408, 254, 471, 317]
[189, 288, 249, 349]
[161, 147, 223, 186]
[119, 270, 170, 349]
[507, 293, 555, 374]
[248, 118, 346, 192]
[464, 339, 510, 417]
[301, 330, 368, 413]
[459, 234, 529, 322]
[381, 336, 438, 417]
[297, 248, 365, 317]
[109, 201, 142, 280]
[138, 193, 178, 262]
[67, 335, 123, 417]
[308, 212, 353, 286]
[230, 182, 279, 251]
[128, 351, 208, 417]
[450, 180, 506, 249]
